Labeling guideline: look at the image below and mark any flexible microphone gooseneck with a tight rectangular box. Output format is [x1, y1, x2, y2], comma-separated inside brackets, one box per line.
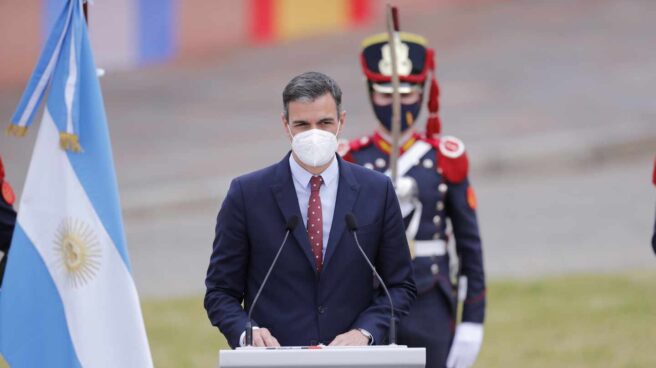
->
[245, 215, 299, 346]
[345, 213, 397, 345]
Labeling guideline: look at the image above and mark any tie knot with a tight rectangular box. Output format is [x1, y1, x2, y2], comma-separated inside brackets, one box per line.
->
[310, 176, 323, 192]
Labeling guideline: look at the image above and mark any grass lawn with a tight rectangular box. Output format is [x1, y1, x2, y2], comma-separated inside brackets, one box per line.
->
[2, 271, 655, 367]
[478, 271, 656, 367]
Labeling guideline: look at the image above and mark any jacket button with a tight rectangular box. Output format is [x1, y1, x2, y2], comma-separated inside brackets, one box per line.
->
[318, 305, 326, 314]
[431, 263, 439, 275]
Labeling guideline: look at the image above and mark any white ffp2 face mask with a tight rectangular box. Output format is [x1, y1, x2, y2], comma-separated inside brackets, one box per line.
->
[288, 124, 340, 167]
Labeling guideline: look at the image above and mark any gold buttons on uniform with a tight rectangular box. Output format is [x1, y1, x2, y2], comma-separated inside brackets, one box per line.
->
[433, 215, 441, 224]
[438, 183, 448, 193]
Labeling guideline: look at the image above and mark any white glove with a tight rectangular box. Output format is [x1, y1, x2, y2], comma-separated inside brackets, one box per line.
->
[394, 176, 418, 218]
[446, 322, 484, 368]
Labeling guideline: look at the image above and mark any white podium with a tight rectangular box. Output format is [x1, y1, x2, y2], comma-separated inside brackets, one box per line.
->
[218, 345, 425, 368]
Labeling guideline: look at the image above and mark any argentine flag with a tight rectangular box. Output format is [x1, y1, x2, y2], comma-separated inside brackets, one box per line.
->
[0, 1, 153, 366]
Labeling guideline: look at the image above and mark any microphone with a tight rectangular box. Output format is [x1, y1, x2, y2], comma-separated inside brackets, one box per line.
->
[345, 213, 397, 345]
[245, 215, 299, 346]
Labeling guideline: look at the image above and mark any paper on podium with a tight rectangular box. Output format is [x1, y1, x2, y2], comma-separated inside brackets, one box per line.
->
[218, 345, 425, 367]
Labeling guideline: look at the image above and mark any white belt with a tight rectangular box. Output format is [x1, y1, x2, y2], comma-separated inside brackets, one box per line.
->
[414, 240, 447, 257]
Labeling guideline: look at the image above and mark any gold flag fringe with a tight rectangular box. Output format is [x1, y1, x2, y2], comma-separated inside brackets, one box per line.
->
[5, 124, 28, 137]
[59, 133, 83, 153]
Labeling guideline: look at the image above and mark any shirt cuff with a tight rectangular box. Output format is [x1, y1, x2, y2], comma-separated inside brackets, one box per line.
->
[357, 328, 374, 345]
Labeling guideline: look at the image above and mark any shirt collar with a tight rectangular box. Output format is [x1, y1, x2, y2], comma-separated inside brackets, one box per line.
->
[289, 154, 339, 189]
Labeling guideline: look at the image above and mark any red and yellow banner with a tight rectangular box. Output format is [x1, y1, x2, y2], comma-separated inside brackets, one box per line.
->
[250, 0, 373, 43]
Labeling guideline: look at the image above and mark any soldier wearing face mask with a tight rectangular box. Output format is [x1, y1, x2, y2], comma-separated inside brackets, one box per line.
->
[340, 33, 487, 368]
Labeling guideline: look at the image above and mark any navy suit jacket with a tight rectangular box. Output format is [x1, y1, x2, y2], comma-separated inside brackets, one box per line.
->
[205, 153, 416, 348]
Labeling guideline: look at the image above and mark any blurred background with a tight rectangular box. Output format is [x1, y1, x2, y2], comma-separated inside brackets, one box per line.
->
[1, 0, 655, 367]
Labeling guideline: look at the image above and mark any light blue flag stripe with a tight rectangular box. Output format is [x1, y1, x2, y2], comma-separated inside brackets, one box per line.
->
[46, 0, 83, 139]
[0, 225, 82, 367]
[63, 18, 133, 269]
[11, 1, 74, 129]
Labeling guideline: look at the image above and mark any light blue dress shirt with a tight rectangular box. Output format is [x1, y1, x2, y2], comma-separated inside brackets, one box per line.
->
[289, 154, 339, 257]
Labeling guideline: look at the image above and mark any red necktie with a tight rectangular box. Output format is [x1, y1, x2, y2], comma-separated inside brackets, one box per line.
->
[308, 176, 324, 272]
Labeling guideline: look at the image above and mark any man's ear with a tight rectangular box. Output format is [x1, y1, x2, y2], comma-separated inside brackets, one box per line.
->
[281, 113, 292, 140]
[338, 110, 347, 136]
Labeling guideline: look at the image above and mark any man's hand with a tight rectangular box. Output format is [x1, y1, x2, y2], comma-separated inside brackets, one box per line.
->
[446, 323, 483, 368]
[328, 329, 370, 346]
[251, 328, 280, 347]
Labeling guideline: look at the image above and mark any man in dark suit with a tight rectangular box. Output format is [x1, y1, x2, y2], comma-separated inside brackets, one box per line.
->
[205, 72, 416, 348]
[0, 155, 17, 287]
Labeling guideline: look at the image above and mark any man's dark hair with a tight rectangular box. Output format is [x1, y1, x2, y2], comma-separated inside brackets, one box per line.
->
[282, 72, 342, 120]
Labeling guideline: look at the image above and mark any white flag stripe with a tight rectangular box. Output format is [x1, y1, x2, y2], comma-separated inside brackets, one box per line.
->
[18, 110, 152, 368]
[17, 3, 74, 127]
[64, 25, 78, 134]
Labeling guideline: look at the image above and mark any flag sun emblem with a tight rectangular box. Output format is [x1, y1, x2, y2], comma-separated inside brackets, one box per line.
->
[54, 218, 102, 287]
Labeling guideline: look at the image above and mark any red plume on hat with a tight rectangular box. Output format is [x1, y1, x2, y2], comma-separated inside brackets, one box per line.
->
[425, 48, 441, 138]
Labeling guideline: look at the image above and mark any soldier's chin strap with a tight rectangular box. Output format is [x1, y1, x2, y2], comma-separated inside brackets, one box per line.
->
[425, 48, 441, 138]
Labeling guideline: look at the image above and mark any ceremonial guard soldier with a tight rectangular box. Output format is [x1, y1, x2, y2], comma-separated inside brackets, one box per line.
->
[339, 32, 486, 368]
[0, 155, 17, 286]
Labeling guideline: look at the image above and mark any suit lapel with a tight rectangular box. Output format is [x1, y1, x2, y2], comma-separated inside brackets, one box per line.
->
[323, 156, 360, 269]
[271, 153, 316, 270]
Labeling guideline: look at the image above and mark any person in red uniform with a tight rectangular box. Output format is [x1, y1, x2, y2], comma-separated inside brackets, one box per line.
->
[340, 32, 486, 368]
[0, 155, 17, 287]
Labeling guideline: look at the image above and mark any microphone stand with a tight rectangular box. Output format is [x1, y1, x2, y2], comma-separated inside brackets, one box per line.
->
[346, 213, 397, 345]
[245, 216, 298, 346]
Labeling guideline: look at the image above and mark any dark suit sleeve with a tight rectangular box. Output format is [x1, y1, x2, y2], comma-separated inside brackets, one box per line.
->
[352, 178, 417, 343]
[446, 178, 486, 323]
[204, 179, 251, 348]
